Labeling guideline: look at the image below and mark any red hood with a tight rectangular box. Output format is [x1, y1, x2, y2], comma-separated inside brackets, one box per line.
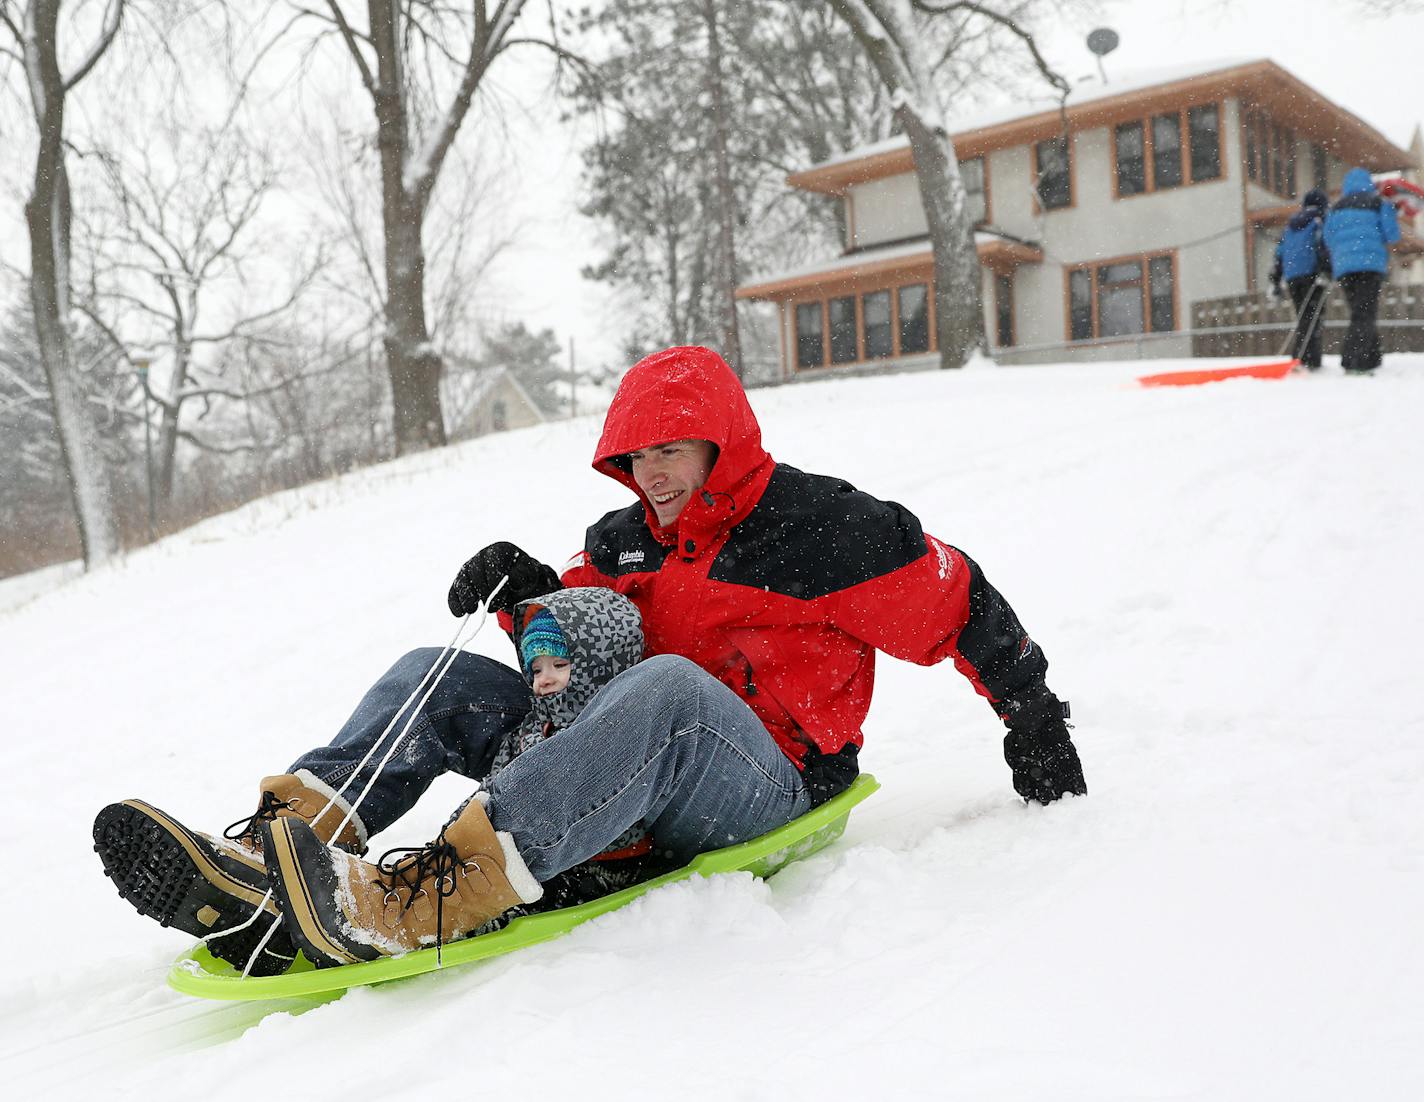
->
[593, 346, 774, 544]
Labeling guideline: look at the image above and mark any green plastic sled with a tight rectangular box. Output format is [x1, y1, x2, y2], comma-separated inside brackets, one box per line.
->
[168, 774, 879, 1001]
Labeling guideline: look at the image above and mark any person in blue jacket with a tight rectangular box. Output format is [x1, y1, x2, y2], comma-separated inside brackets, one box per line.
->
[1271, 188, 1331, 370]
[1324, 168, 1402, 373]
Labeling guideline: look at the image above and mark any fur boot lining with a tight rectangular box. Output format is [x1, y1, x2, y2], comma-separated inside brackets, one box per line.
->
[474, 791, 544, 903]
[293, 768, 369, 850]
[495, 830, 545, 903]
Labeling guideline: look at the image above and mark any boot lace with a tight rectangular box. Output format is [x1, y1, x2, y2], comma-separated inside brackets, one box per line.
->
[375, 833, 464, 956]
[222, 790, 293, 846]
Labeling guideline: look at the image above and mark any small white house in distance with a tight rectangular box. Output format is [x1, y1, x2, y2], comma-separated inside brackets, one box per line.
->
[442, 364, 546, 440]
[736, 58, 1423, 371]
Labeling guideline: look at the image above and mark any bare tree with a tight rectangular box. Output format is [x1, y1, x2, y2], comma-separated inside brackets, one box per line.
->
[82, 127, 319, 510]
[570, 1, 892, 365]
[1, 0, 126, 566]
[824, 0, 1069, 369]
[298, 0, 538, 455]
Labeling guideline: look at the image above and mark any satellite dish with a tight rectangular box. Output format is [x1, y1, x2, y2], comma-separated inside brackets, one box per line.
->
[1087, 28, 1119, 57]
[1087, 28, 1119, 83]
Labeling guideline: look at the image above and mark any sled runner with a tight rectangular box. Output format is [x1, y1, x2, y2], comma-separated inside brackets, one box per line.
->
[168, 774, 879, 1001]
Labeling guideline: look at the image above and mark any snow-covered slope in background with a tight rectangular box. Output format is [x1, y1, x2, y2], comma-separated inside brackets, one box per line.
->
[3, 357, 1421, 1100]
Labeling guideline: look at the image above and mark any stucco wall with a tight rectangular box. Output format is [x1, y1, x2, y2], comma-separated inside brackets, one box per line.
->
[970, 99, 1247, 355]
[848, 174, 928, 248]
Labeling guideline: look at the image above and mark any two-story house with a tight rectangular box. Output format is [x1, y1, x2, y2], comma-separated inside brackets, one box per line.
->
[736, 58, 1422, 373]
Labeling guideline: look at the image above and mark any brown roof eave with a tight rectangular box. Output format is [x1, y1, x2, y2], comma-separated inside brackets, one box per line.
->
[736, 240, 1043, 301]
[788, 60, 1411, 195]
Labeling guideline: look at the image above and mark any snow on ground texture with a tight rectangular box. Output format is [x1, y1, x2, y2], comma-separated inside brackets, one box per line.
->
[2, 356, 1421, 1100]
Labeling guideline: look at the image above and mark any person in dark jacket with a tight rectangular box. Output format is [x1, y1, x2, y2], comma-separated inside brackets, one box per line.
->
[1324, 167, 1402, 373]
[95, 346, 1085, 966]
[1271, 188, 1331, 370]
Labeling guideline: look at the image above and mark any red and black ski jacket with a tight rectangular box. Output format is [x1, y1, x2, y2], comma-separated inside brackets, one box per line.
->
[561, 346, 1049, 802]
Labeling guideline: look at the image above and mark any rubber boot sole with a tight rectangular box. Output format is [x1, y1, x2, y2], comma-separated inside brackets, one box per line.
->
[93, 800, 296, 978]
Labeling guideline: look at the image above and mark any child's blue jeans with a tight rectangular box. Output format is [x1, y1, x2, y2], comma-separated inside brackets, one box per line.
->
[288, 651, 810, 881]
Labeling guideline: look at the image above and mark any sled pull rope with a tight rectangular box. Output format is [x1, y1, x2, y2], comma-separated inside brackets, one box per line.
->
[216, 577, 508, 977]
[320, 574, 508, 844]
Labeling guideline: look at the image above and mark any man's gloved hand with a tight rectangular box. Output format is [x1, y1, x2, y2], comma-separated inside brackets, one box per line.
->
[999, 686, 1087, 805]
[447, 542, 561, 617]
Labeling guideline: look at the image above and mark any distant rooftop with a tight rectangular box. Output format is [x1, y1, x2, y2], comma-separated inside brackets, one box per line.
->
[791, 58, 1410, 193]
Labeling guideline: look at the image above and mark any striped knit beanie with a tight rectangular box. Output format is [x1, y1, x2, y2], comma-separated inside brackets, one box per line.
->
[519, 607, 568, 674]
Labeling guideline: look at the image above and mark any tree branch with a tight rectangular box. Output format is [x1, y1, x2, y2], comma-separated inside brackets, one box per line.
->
[324, 0, 378, 95]
[911, 0, 1071, 99]
[63, 0, 125, 91]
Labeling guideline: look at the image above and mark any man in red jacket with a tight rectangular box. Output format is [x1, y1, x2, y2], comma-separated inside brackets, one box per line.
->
[95, 345, 1084, 970]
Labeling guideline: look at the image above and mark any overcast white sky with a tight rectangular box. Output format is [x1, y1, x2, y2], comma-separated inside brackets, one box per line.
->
[484, 0, 1424, 371]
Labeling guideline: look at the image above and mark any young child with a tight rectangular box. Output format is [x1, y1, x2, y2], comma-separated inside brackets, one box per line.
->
[497, 587, 669, 913]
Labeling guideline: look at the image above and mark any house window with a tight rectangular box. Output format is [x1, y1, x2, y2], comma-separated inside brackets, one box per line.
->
[1115, 122, 1146, 196]
[791, 281, 937, 371]
[1187, 105, 1220, 182]
[962, 156, 987, 225]
[1153, 113, 1184, 188]
[828, 296, 857, 364]
[862, 290, 892, 358]
[1097, 262, 1145, 338]
[1149, 256, 1175, 332]
[1035, 137, 1071, 210]
[994, 274, 1015, 348]
[1114, 105, 1217, 199]
[1245, 109, 1294, 198]
[1311, 143, 1329, 190]
[898, 284, 930, 354]
[1069, 269, 1092, 341]
[795, 302, 823, 369]
[1066, 252, 1176, 341]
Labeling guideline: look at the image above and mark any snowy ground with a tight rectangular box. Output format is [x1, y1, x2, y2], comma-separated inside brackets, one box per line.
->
[2, 355, 1421, 1100]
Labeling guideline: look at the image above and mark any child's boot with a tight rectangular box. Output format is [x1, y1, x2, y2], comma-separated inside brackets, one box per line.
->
[263, 794, 542, 967]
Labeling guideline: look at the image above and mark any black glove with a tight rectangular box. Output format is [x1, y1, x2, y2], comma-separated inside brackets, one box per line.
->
[999, 686, 1087, 806]
[447, 542, 561, 617]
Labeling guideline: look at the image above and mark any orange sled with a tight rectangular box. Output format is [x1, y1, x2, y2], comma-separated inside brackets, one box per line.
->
[1137, 358, 1296, 388]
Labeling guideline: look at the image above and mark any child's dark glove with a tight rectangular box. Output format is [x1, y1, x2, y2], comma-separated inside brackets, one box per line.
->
[999, 686, 1087, 805]
[447, 542, 561, 617]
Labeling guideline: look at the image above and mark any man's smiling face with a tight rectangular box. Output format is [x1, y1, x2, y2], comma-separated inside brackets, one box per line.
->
[628, 439, 719, 526]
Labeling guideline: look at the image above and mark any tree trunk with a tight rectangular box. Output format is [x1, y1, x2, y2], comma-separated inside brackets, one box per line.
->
[23, 1, 121, 566]
[381, 211, 445, 452]
[370, 0, 446, 454]
[899, 110, 982, 369]
[824, 0, 983, 369]
[702, 0, 743, 376]
[153, 334, 190, 505]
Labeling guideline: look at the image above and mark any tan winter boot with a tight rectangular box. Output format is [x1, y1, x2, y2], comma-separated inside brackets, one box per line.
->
[231, 770, 368, 855]
[263, 794, 543, 967]
[92, 769, 368, 976]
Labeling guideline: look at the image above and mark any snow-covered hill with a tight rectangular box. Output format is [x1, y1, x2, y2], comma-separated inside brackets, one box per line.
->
[3, 356, 1421, 1100]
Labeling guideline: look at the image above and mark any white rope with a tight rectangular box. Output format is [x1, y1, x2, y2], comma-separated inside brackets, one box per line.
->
[241, 908, 286, 978]
[201, 577, 509, 976]
[324, 575, 506, 838]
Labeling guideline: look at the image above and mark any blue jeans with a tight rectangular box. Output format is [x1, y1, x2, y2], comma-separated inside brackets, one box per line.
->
[488, 654, 811, 880]
[288, 649, 530, 835]
[291, 651, 810, 882]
